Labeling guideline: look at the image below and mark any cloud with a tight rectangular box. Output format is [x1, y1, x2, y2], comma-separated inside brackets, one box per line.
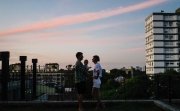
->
[28, 18, 142, 40]
[0, 0, 167, 37]
[34, 34, 144, 46]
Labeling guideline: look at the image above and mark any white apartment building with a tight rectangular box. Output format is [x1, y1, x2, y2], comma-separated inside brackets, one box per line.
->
[145, 9, 180, 74]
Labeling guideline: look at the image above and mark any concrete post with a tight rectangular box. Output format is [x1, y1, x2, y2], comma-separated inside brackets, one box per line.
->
[20, 56, 27, 100]
[0, 51, 10, 101]
[32, 59, 37, 100]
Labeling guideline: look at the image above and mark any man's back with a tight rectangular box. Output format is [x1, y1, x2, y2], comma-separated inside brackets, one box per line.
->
[75, 60, 85, 83]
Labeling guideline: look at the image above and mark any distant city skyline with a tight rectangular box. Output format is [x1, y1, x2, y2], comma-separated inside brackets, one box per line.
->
[0, 0, 179, 70]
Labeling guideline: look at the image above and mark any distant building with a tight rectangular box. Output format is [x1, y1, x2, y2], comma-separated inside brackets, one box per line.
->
[45, 63, 59, 72]
[114, 76, 124, 83]
[145, 8, 180, 75]
[120, 66, 144, 78]
[121, 67, 134, 78]
[135, 66, 143, 71]
[9, 63, 21, 72]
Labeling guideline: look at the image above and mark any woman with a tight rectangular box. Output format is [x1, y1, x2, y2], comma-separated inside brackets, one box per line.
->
[92, 55, 105, 110]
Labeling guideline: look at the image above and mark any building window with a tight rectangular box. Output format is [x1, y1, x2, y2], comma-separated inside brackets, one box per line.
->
[164, 35, 173, 40]
[169, 29, 173, 33]
[165, 62, 169, 66]
[176, 42, 180, 46]
[149, 62, 151, 66]
[164, 22, 173, 27]
[164, 35, 168, 39]
[164, 30, 168, 33]
[164, 42, 173, 46]
[169, 35, 173, 40]
[169, 22, 173, 26]
[164, 22, 168, 27]
[165, 55, 170, 58]
[165, 55, 173, 58]
[165, 16, 172, 19]
[170, 62, 174, 65]
[166, 62, 174, 66]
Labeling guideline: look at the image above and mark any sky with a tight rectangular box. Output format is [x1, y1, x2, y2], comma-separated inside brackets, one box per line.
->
[0, 0, 179, 70]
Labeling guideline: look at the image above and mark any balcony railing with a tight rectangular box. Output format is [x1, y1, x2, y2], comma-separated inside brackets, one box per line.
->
[0, 51, 180, 104]
[0, 71, 180, 103]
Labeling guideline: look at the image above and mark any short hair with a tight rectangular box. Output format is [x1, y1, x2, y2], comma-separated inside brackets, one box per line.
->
[84, 59, 88, 63]
[93, 55, 100, 62]
[76, 52, 83, 58]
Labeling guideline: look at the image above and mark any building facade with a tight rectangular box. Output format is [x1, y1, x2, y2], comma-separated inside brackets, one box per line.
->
[45, 63, 59, 72]
[9, 63, 21, 72]
[145, 9, 180, 74]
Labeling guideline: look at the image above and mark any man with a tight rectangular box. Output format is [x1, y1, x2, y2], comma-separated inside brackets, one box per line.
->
[83, 59, 91, 76]
[75, 52, 86, 111]
[92, 55, 105, 110]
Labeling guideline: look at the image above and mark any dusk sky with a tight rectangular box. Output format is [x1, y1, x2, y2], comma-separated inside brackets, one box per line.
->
[0, 0, 179, 70]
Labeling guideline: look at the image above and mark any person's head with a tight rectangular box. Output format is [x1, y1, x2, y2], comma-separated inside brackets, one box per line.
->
[92, 55, 100, 64]
[76, 52, 83, 61]
[84, 59, 88, 65]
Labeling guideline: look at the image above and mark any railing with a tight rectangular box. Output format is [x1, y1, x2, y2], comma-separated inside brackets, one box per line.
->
[153, 74, 180, 103]
[0, 51, 180, 104]
[1, 72, 180, 103]
[4, 72, 76, 101]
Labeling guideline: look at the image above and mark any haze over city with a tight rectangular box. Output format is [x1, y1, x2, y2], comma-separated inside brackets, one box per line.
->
[0, 0, 179, 70]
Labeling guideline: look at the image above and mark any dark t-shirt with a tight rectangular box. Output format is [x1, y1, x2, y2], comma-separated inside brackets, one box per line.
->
[75, 60, 86, 83]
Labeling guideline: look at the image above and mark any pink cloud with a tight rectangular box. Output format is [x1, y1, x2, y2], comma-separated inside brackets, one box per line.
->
[29, 19, 142, 39]
[35, 34, 144, 46]
[0, 0, 166, 37]
[0, 23, 144, 47]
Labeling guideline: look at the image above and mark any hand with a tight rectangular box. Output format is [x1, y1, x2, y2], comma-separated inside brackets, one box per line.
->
[94, 76, 98, 79]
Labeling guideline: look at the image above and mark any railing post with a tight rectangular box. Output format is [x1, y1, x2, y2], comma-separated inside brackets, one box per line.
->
[155, 74, 160, 99]
[20, 56, 27, 100]
[38, 65, 40, 73]
[0, 51, 10, 101]
[31, 65, 32, 73]
[168, 75, 172, 103]
[32, 59, 37, 100]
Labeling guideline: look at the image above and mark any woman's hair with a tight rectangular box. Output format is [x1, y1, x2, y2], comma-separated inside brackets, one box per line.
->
[84, 59, 88, 63]
[93, 55, 100, 62]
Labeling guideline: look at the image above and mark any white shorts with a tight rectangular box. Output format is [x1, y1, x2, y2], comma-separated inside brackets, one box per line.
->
[93, 83, 101, 88]
[93, 78, 101, 88]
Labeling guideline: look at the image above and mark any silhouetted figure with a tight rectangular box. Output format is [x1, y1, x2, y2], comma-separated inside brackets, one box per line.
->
[83, 59, 91, 77]
[74, 52, 86, 111]
[83, 59, 92, 99]
[92, 55, 105, 110]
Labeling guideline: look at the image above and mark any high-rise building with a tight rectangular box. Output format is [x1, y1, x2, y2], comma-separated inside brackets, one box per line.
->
[145, 8, 180, 75]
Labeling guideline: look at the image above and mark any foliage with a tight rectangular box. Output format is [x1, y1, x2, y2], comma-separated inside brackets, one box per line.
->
[101, 75, 151, 99]
[154, 69, 180, 99]
[119, 75, 151, 99]
[109, 68, 126, 78]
